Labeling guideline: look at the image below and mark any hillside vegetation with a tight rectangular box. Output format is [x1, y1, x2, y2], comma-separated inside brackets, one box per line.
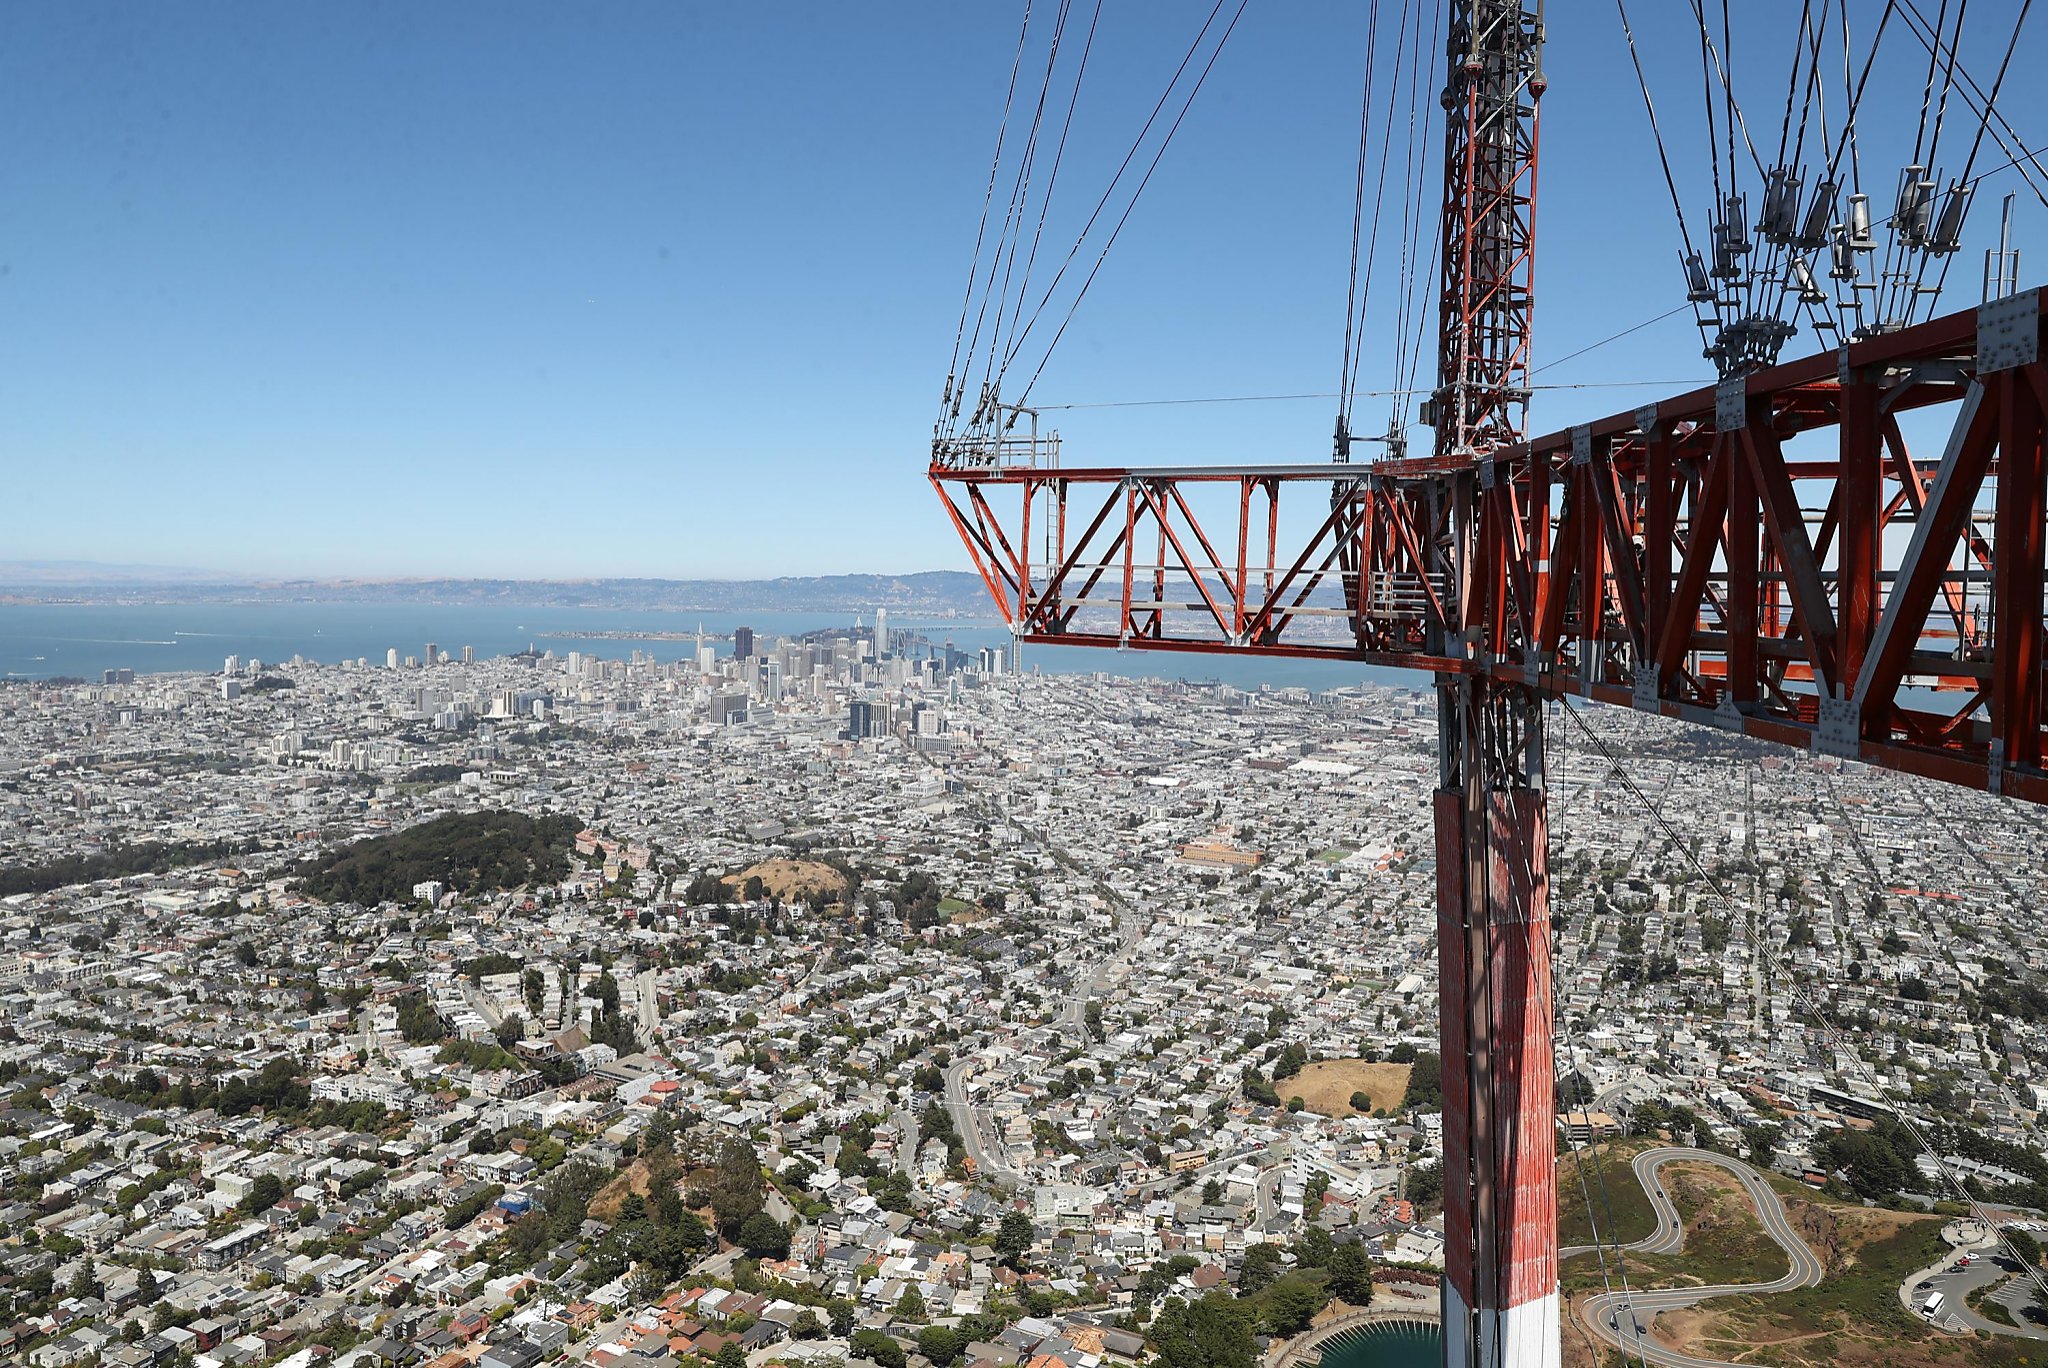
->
[295, 810, 577, 905]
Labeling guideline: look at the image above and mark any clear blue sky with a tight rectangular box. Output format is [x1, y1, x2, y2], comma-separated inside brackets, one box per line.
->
[4, 2, 2043, 580]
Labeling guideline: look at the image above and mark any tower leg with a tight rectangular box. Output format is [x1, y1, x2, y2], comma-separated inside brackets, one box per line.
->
[1435, 685, 1556, 1368]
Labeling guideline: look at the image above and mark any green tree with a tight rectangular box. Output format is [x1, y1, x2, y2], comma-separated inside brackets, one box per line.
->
[918, 1326, 965, 1367]
[2003, 1227, 2042, 1268]
[828, 1299, 857, 1337]
[1262, 1276, 1328, 1335]
[1328, 1243, 1374, 1305]
[240, 1173, 286, 1214]
[710, 1138, 765, 1238]
[1148, 1294, 1255, 1368]
[995, 1210, 1034, 1267]
[1239, 1242, 1283, 1292]
[791, 1310, 826, 1340]
[68, 1257, 103, 1300]
[717, 1342, 749, 1368]
[851, 1329, 907, 1368]
[739, 1212, 790, 1259]
[1202, 1179, 1224, 1205]
[1292, 1225, 1333, 1270]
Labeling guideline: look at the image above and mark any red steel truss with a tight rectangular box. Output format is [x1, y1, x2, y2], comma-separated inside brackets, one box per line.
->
[930, 287, 2048, 805]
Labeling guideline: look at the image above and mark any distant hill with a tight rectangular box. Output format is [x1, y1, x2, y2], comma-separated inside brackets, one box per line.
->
[295, 810, 579, 905]
[0, 558, 236, 586]
[0, 567, 995, 615]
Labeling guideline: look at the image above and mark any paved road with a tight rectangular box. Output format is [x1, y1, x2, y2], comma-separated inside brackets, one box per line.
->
[1902, 1244, 2048, 1341]
[894, 1105, 919, 1178]
[1255, 1164, 1287, 1224]
[1573, 1147, 1825, 1368]
[635, 968, 660, 1041]
[944, 1059, 1020, 1185]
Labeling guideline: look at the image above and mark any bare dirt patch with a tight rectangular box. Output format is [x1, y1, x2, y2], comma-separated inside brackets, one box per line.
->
[588, 1158, 655, 1222]
[730, 859, 848, 902]
[1280, 1059, 1413, 1117]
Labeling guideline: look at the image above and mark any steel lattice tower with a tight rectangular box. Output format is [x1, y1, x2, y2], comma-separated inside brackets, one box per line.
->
[1429, 6, 1555, 1367]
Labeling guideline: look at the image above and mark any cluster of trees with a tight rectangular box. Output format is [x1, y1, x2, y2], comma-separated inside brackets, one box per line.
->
[0, 836, 249, 897]
[686, 1137, 786, 1258]
[495, 1160, 614, 1270]
[1934, 1121, 2048, 1210]
[918, 1099, 968, 1170]
[894, 871, 948, 930]
[685, 872, 733, 904]
[1613, 952, 1682, 983]
[1626, 1098, 1713, 1147]
[1813, 1116, 1924, 1200]
[446, 1183, 507, 1230]
[1240, 1067, 1282, 1108]
[239, 1173, 286, 1214]
[1400, 1052, 1442, 1110]
[1983, 966, 2048, 1025]
[396, 995, 443, 1044]
[1147, 1295, 1257, 1368]
[100, 1067, 392, 1141]
[994, 1210, 1035, 1268]
[294, 810, 578, 904]
[1269, 1042, 1309, 1082]
[585, 969, 639, 1054]
[465, 952, 523, 982]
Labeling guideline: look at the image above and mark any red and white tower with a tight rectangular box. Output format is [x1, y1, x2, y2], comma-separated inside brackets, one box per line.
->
[1428, 4, 1554, 1366]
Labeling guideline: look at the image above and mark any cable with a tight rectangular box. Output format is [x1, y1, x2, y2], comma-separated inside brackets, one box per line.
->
[1002, 0, 1103, 378]
[1822, 2, 1895, 196]
[1894, 0, 2048, 209]
[1530, 304, 1693, 378]
[999, 1, 1233, 379]
[1344, 0, 1418, 432]
[1614, 0, 1707, 341]
[1900, 0, 1968, 327]
[1337, 0, 1386, 443]
[940, 3, 1036, 430]
[1389, 0, 1440, 445]
[1774, 1, 1815, 173]
[983, 0, 1081, 411]
[1912, 0, 2040, 316]
[1010, 0, 1252, 409]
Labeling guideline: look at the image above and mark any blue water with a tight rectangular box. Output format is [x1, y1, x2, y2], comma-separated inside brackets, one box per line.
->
[0, 601, 1426, 693]
[1317, 1323, 1441, 1368]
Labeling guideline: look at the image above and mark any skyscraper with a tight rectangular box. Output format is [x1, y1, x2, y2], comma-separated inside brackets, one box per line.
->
[462, 645, 475, 664]
[425, 643, 438, 666]
[387, 648, 400, 670]
[733, 626, 754, 660]
[874, 608, 889, 659]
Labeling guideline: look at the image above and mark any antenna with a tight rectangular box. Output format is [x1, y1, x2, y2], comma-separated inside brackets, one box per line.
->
[1985, 191, 2021, 300]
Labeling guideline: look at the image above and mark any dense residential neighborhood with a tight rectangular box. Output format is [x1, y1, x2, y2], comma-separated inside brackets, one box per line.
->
[2, 629, 2047, 1368]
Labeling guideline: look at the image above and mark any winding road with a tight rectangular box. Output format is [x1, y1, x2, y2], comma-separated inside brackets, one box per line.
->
[1571, 1147, 1826, 1368]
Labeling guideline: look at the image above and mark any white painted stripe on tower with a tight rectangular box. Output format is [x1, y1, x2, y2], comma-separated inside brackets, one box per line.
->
[1442, 1280, 1473, 1368]
[1498, 1289, 1560, 1368]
